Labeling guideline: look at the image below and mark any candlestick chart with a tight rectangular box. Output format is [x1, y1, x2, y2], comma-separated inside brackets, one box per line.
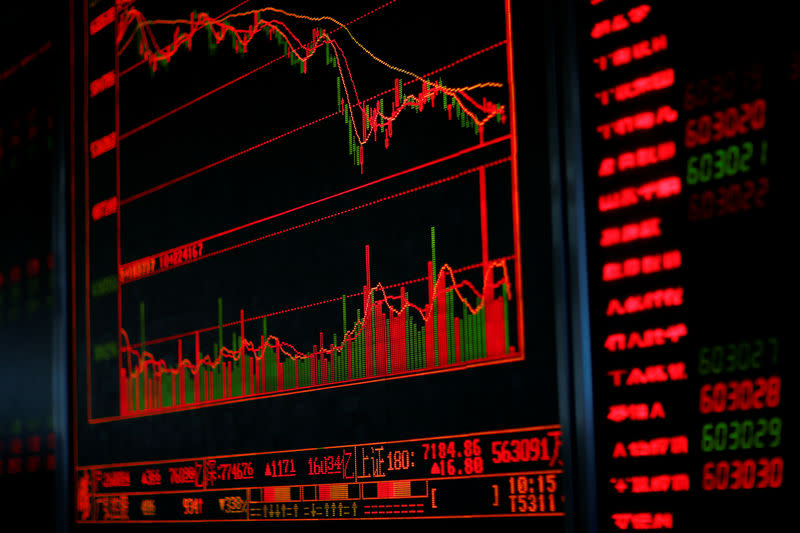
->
[78, 0, 526, 422]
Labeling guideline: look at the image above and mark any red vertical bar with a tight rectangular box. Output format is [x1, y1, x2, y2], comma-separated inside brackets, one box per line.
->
[505, 0, 525, 356]
[437, 277, 448, 367]
[294, 357, 299, 388]
[330, 344, 336, 382]
[310, 353, 316, 386]
[375, 302, 387, 376]
[399, 287, 407, 372]
[454, 317, 462, 362]
[240, 309, 245, 396]
[426, 261, 435, 369]
[194, 332, 200, 403]
[364, 245, 373, 377]
[479, 167, 489, 269]
[178, 339, 184, 405]
[363, 285, 373, 377]
[394, 78, 399, 108]
[322, 357, 328, 384]
[485, 295, 506, 358]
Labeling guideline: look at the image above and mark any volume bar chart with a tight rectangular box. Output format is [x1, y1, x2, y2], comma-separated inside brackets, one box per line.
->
[120, 225, 517, 415]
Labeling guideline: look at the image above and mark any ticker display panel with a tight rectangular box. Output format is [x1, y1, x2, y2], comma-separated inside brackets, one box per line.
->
[575, 0, 793, 531]
[71, 0, 563, 526]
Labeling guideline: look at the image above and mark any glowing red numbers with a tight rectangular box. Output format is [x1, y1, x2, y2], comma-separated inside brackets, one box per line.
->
[688, 178, 769, 220]
[491, 438, 551, 464]
[699, 377, 781, 413]
[702, 458, 783, 490]
[685, 98, 766, 148]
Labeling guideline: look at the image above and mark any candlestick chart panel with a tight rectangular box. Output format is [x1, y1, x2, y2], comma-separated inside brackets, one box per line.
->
[573, 0, 795, 531]
[72, 0, 564, 525]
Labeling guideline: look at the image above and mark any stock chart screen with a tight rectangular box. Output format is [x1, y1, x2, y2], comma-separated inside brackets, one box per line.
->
[575, 0, 794, 531]
[71, 0, 564, 525]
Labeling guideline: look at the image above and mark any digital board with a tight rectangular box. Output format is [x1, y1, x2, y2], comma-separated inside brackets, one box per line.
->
[70, 0, 565, 525]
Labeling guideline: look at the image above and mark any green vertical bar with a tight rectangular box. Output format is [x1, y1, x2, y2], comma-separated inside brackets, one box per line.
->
[459, 316, 466, 362]
[461, 303, 469, 361]
[462, 315, 469, 362]
[245, 349, 250, 395]
[419, 328, 425, 370]
[218, 298, 223, 354]
[479, 307, 487, 358]
[163, 374, 170, 408]
[342, 295, 347, 338]
[211, 343, 217, 399]
[466, 314, 475, 361]
[386, 318, 391, 374]
[184, 368, 192, 404]
[417, 323, 423, 370]
[138, 372, 145, 410]
[471, 313, 478, 361]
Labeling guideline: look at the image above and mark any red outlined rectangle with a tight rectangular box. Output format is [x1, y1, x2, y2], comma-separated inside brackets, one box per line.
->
[75, 0, 526, 427]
